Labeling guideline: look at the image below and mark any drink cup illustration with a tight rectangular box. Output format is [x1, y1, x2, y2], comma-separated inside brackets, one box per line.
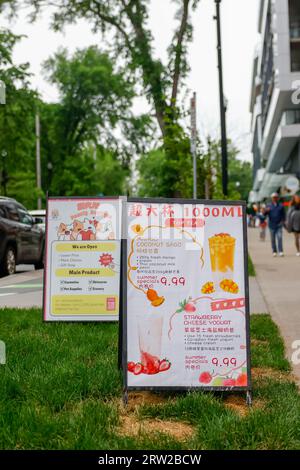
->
[138, 313, 163, 374]
[209, 233, 236, 287]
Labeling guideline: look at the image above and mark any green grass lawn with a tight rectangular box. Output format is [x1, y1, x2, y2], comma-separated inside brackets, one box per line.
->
[0, 309, 299, 450]
[248, 254, 256, 277]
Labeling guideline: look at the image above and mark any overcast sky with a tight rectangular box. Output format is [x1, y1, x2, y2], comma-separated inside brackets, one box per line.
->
[2, 0, 260, 161]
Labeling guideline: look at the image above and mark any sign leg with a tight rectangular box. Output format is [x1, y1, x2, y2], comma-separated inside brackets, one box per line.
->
[246, 390, 252, 407]
[123, 388, 128, 406]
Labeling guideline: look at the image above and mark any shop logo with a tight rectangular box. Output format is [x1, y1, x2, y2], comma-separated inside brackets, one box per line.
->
[0, 340, 6, 364]
[51, 209, 59, 220]
[291, 80, 300, 105]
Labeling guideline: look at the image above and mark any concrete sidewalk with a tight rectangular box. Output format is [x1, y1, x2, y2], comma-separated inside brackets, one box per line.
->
[248, 228, 300, 385]
[249, 276, 268, 315]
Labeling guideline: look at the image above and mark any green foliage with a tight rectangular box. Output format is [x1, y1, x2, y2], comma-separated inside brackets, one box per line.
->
[0, 6, 253, 203]
[136, 148, 168, 197]
[0, 39, 145, 205]
[250, 314, 291, 371]
[0, 28, 41, 206]
[137, 137, 253, 201]
[1, 0, 201, 197]
[248, 254, 256, 277]
[43, 46, 135, 155]
[201, 138, 253, 201]
[40, 46, 147, 198]
[7, 171, 43, 209]
[55, 146, 128, 197]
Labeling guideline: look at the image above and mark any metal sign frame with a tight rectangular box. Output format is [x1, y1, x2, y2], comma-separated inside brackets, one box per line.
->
[122, 197, 252, 403]
[43, 195, 122, 323]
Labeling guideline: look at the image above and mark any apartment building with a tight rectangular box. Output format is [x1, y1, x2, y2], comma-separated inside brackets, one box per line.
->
[250, 0, 300, 202]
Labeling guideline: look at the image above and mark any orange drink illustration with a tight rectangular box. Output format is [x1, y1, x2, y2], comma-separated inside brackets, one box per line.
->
[209, 233, 236, 279]
[146, 288, 165, 307]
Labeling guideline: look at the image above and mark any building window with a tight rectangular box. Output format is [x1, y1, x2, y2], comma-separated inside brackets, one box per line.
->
[289, 0, 300, 71]
[291, 42, 300, 71]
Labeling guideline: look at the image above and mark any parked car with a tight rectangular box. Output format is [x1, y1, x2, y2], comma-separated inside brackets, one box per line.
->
[0, 197, 45, 276]
[29, 209, 46, 232]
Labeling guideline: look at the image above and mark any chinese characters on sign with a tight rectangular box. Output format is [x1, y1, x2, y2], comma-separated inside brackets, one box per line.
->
[125, 200, 250, 390]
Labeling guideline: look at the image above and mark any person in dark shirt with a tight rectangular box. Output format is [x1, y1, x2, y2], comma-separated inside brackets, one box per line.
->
[265, 193, 286, 257]
[287, 195, 300, 256]
[257, 204, 267, 241]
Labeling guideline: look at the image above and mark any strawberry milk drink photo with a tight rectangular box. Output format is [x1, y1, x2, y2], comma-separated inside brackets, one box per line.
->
[138, 313, 163, 375]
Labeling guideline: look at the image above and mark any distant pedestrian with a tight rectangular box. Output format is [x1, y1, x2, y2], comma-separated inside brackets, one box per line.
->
[286, 195, 300, 257]
[257, 205, 267, 241]
[265, 193, 286, 257]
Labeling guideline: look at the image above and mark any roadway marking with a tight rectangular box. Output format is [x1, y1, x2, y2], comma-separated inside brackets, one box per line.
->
[0, 293, 14, 297]
[0, 284, 43, 289]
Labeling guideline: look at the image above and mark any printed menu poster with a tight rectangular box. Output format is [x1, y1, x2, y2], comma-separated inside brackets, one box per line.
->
[125, 200, 250, 390]
[44, 197, 121, 322]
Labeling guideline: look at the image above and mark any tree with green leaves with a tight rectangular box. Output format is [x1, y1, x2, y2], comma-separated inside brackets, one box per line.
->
[1, 0, 200, 197]
[0, 28, 42, 207]
[137, 138, 253, 201]
[203, 137, 253, 201]
[40, 45, 149, 196]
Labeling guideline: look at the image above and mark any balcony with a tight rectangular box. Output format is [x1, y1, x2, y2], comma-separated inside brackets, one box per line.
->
[265, 109, 300, 173]
[280, 109, 300, 125]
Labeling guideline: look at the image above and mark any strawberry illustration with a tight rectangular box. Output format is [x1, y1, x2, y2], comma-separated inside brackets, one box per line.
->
[159, 359, 171, 372]
[236, 373, 248, 387]
[133, 363, 143, 375]
[223, 378, 236, 387]
[176, 298, 196, 314]
[199, 371, 212, 384]
[127, 361, 135, 373]
[184, 303, 196, 312]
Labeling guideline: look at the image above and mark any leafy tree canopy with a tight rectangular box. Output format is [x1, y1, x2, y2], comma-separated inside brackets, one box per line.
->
[1, 0, 201, 197]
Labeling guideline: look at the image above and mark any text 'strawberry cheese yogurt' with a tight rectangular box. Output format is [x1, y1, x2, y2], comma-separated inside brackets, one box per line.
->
[208, 233, 236, 274]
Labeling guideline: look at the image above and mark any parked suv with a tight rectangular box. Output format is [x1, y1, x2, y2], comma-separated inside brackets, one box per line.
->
[0, 197, 45, 276]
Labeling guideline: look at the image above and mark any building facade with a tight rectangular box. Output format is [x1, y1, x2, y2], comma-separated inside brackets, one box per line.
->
[250, 0, 300, 202]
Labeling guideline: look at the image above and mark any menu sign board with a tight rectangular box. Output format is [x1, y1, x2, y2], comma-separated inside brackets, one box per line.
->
[44, 197, 121, 322]
[123, 198, 251, 391]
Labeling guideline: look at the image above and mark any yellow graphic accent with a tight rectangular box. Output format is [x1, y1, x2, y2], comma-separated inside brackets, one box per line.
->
[201, 281, 215, 294]
[51, 295, 118, 315]
[55, 268, 115, 277]
[55, 242, 116, 252]
[220, 279, 239, 294]
[131, 224, 144, 235]
[151, 296, 165, 307]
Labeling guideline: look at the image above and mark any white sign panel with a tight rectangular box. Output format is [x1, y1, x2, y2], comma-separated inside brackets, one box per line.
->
[125, 200, 250, 390]
[44, 197, 121, 322]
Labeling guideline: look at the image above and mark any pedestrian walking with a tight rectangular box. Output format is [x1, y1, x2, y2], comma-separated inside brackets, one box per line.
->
[286, 195, 300, 256]
[265, 193, 286, 257]
[257, 205, 267, 241]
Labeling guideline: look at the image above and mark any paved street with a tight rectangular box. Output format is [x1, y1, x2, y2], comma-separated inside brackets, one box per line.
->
[0, 267, 43, 308]
[248, 227, 300, 386]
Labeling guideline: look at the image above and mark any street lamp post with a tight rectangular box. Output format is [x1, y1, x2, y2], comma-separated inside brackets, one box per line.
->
[1, 150, 7, 196]
[214, 0, 228, 197]
[47, 161, 53, 191]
